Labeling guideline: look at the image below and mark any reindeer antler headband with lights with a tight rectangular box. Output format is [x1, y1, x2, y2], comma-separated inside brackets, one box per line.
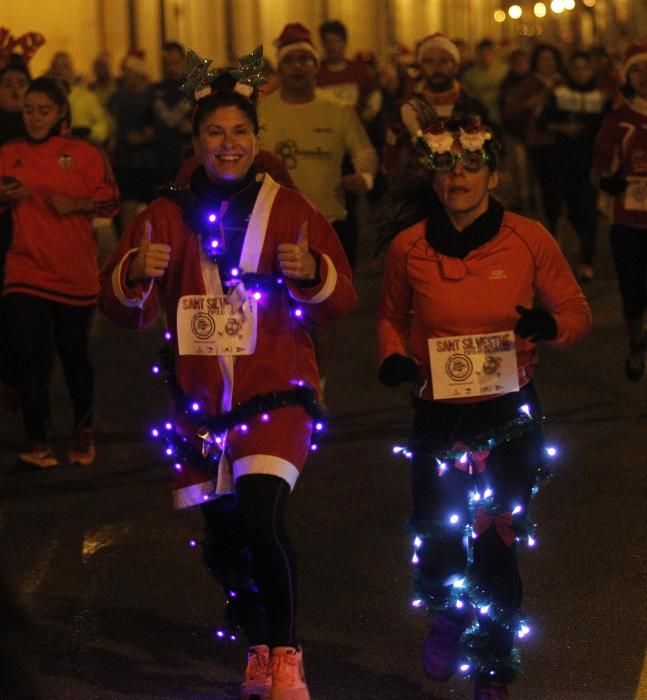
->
[0, 27, 46, 65]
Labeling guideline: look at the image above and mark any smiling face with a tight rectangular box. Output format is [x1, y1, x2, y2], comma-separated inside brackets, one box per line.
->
[194, 105, 259, 183]
[23, 90, 66, 141]
[432, 145, 499, 230]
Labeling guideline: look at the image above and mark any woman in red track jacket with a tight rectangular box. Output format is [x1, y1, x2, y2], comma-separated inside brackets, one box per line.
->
[0, 76, 119, 468]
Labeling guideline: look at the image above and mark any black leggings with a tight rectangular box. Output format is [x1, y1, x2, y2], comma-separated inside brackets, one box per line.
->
[609, 224, 647, 320]
[409, 384, 545, 675]
[6, 294, 95, 443]
[201, 474, 297, 648]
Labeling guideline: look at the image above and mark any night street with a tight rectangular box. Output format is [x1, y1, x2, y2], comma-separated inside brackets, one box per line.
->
[1, 222, 645, 700]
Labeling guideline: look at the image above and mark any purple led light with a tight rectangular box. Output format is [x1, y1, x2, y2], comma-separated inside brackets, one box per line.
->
[191, 402, 200, 412]
[240, 424, 249, 432]
[310, 444, 318, 451]
[188, 539, 197, 547]
[252, 291, 262, 301]
[164, 331, 172, 341]
[294, 307, 303, 318]
[151, 365, 160, 374]
[208, 213, 217, 223]
[230, 267, 240, 277]
[210, 239, 219, 249]
[165, 422, 172, 430]
[261, 413, 270, 422]
[216, 630, 225, 638]
[151, 428, 159, 438]
[174, 463, 182, 472]
[165, 447, 173, 456]
[315, 421, 324, 431]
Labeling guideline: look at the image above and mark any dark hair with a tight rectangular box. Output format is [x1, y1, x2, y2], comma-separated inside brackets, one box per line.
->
[530, 43, 565, 75]
[163, 41, 185, 56]
[24, 76, 71, 137]
[192, 77, 259, 136]
[26, 76, 69, 110]
[477, 38, 495, 51]
[319, 20, 347, 41]
[373, 115, 501, 253]
[0, 60, 31, 84]
[569, 50, 592, 63]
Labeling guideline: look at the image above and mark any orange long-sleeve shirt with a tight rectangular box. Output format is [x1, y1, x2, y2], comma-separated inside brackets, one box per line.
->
[378, 210, 592, 402]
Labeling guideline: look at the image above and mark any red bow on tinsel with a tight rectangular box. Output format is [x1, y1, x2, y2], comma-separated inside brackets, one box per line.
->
[473, 508, 515, 547]
[451, 442, 490, 474]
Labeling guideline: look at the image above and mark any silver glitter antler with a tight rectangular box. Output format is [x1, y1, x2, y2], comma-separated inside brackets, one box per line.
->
[229, 45, 266, 89]
[180, 48, 217, 95]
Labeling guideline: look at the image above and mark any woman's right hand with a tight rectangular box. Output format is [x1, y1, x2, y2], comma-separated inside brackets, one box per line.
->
[127, 221, 171, 284]
[0, 178, 28, 202]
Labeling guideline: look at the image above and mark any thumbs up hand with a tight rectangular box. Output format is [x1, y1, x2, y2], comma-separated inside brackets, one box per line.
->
[277, 222, 317, 281]
[127, 220, 172, 284]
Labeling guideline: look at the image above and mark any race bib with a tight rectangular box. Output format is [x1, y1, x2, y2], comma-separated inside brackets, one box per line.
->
[177, 289, 258, 356]
[625, 176, 647, 211]
[428, 331, 519, 400]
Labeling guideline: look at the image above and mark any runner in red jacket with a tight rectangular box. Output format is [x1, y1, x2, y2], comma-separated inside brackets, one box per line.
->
[99, 67, 356, 700]
[0, 76, 119, 468]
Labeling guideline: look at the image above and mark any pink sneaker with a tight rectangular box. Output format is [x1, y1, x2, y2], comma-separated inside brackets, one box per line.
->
[270, 646, 311, 700]
[422, 609, 472, 681]
[18, 443, 58, 469]
[241, 644, 272, 700]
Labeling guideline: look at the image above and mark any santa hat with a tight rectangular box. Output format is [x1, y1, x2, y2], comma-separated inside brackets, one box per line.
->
[274, 23, 320, 66]
[122, 49, 147, 76]
[623, 41, 647, 77]
[416, 33, 460, 65]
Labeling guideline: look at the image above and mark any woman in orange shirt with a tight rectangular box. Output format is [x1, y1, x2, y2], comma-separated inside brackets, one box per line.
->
[377, 114, 591, 699]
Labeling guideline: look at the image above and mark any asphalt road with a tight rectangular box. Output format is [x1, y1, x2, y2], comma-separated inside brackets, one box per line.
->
[0, 221, 645, 700]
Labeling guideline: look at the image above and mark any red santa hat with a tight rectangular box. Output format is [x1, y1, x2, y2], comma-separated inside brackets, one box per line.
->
[416, 33, 460, 65]
[623, 41, 647, 77]
[122, 49, 148, 76]
[274, 23, 320, 66]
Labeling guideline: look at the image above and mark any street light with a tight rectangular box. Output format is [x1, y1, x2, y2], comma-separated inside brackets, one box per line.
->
[509, 4, 523, 19]
[534, 2, 547, 18]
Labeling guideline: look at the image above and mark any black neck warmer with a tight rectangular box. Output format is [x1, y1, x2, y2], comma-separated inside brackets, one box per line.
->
[426, 197, 504, 259]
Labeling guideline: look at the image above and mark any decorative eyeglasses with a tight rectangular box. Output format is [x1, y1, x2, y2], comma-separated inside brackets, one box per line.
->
[427, 148, 490, 173]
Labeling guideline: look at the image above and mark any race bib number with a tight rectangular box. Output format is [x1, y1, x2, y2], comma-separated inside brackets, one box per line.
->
[625, 176, 647, 211]
[428, 331, 519, 400]
[177, 291, 258, 356]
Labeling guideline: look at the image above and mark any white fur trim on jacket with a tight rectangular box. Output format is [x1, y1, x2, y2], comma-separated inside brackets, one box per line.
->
[233, 454, 300, 491]
[111, 248, 155, 308]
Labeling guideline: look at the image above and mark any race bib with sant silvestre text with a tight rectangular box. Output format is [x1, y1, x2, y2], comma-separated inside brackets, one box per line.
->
[428, 331, 519, 400]
[176, 288, 258, 356]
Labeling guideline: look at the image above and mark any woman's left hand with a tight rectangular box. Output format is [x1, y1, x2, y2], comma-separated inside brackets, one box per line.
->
[277, 222, 317, 281]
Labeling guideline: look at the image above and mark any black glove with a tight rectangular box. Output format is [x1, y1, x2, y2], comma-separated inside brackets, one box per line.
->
[514, 305, 557, 342]
[598, 174, 628, 195]
[378, 353, 419, 387]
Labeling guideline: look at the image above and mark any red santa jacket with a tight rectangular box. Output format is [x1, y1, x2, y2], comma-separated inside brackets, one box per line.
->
[99, 173, 356, 507]
[378, 210, 592, 402]
[592, 100, 647, 230]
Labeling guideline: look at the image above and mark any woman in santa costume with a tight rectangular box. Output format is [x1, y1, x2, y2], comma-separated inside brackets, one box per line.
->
[99, 52, 356, 700]
[376, 114, 591, 698]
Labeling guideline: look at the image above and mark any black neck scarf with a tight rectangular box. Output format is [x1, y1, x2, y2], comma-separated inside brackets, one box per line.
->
[426, 197, 504, 259]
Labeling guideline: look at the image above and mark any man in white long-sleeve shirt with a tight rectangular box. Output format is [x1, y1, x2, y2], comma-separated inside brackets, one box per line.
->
[258, 22, 377, 271]
[259, 23, 377, 405]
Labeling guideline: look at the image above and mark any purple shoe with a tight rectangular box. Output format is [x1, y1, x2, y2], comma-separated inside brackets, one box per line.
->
[474, 681, 509, 699]
[422, 610, 472, 681]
